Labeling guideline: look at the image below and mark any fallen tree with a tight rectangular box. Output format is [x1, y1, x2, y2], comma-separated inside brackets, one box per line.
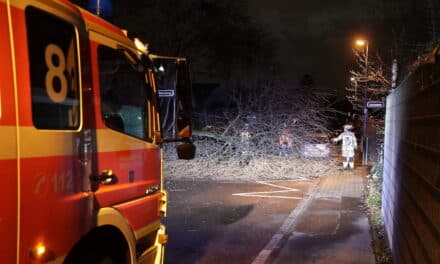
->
[164, 80, 341, 181]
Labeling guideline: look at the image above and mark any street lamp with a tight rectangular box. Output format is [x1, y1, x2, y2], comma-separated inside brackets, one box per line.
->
[354, 38, 369, 165]
[355, 39, 366, 47]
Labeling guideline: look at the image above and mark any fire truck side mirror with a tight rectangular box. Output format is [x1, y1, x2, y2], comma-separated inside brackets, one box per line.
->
[154, 57, 193, 141]
[176, 141, 196, 160]
[152, 56, 196, 158]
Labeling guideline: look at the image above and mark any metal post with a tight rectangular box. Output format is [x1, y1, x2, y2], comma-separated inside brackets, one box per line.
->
[362, 42, 369, 165]
[363, 107, 368, 164]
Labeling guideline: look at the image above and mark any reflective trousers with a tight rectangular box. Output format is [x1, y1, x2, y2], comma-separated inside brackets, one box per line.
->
[342, 156, 354, 169]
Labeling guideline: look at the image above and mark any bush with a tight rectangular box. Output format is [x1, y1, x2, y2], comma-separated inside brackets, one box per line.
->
[365, 163, 392, 264]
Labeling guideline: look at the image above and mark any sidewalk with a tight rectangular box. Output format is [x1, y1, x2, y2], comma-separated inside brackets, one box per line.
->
[270, 166, 375, 264]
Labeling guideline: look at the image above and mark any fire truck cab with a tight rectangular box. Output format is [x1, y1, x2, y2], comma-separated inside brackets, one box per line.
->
[0, 0, 194, 263]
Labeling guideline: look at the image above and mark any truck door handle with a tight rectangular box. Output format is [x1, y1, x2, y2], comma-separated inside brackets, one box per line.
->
[91, 169, 118, 185]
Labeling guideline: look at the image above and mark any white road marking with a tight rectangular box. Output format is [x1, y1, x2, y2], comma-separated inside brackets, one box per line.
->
[251, 180, 320, 264]
[234, 194, 303, 200]
[232, 180, 304, 200]
[262, 177, 310, 182]
[258, 181, 299, 190]
[233, 189, 302, 200]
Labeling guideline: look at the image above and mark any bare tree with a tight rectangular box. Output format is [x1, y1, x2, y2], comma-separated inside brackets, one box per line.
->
[105, 0, 339, 180]
[346, 49, 390, 111]
[346, 47, 391, 163]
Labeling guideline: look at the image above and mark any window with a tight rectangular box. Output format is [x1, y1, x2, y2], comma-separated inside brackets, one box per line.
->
[98, 45, 151, 140]
[26, 7, 80, 130]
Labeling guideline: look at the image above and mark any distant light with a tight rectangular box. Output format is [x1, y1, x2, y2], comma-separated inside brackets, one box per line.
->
[350, 77, 356, 82]
[158, 65, 165, 72]
[355, 39, 366, 47]
[88, 0, 113, 18]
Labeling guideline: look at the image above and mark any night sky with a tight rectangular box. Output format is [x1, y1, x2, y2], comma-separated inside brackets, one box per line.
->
[76, 0, 438, 97]
[247, 0, 437, 93]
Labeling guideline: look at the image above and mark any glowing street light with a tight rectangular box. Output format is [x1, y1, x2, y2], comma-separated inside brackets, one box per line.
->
[350, 76, 357, 93]
[355, 39, 366, 47]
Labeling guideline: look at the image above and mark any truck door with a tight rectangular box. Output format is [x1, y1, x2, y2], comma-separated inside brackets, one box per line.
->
[89, 31, 162, 231]
[10, 4, 93, 262]
[0, 2, 18, 263]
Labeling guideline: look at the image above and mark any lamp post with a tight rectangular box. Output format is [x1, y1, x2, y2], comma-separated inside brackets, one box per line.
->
[355, 38, 369, 165]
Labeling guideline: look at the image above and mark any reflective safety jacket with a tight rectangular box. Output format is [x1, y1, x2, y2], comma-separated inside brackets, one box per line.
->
[332, 131, 357, 157]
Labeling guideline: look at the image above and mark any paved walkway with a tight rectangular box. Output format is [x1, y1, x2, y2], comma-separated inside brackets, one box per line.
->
[255, 166, 376, 264]
[316, 167, 366, 201]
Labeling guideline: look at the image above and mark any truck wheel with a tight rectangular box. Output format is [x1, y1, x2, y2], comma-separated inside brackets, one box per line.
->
[67, 249, 128, 264]
[97, 255, 122, 264]
[64, 226, 129, 264]
[89, 246, 129, 264]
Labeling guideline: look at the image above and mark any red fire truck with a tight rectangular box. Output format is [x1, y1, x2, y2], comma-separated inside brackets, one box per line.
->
[0, 0, 194, 263]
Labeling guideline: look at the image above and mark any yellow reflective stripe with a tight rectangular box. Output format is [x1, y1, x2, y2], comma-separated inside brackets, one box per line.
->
[1, 127, 156, 159]
[0, 126, 17, 159]
[96, 129, 154, 152]
[19, 127, 78, 158]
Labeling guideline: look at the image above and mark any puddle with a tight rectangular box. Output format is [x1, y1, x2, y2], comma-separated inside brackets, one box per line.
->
[295, 211, 341, 235]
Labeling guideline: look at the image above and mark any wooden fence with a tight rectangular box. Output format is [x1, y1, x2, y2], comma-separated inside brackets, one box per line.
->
[382, 47, 440, 263]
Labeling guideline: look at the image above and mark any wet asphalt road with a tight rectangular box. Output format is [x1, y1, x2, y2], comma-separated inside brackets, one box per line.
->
[163, 178, 317, 264]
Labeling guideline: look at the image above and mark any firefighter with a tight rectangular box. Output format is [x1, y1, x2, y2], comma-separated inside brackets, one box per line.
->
[331, 124, 358, 169]
[279, 123, 292, 156]
[241, 123, 253, 147]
